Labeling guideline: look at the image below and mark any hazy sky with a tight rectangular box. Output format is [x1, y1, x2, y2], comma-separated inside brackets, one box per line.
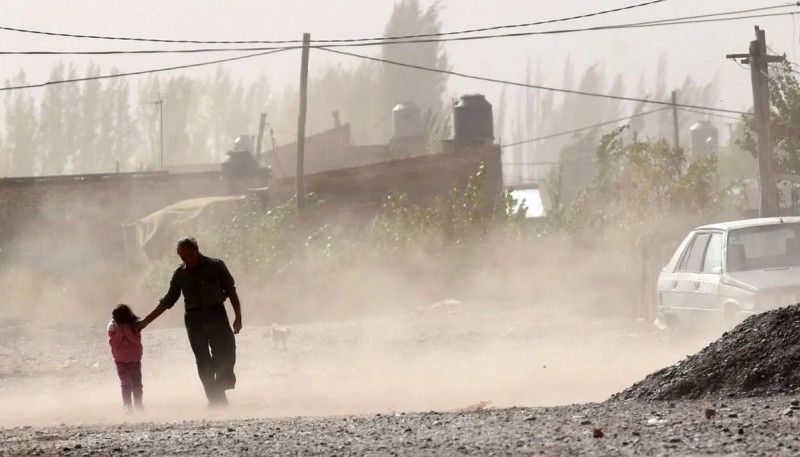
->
[2, 0, 799, 136]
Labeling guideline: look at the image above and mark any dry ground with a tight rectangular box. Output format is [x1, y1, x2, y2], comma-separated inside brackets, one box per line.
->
[1, 300, 750, 455]
[4, 396, 800, 455]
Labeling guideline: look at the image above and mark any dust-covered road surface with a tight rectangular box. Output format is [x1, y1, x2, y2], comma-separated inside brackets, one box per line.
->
[4, 397, 800, 455]
[1, 301, 755, 455]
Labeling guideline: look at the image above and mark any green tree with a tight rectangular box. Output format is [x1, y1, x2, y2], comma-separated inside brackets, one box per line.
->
[62, 64, 81, 173]
[379, 0, 450, 142]
[76, 63, 102, 172]
[107, 72, 137, 171]
[207, 68, 237, 159]
[162, 75, 198, 165]
[739, 61, 800, 175]
[4, 70, 38, 176]
[37, 63, 68, 175]
[559, 128, 737, 240]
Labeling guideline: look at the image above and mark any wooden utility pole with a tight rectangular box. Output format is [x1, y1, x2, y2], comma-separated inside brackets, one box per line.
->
[671, 90, 680, 151]
[296, 33, 311, 218]
[255, 112, 267, 166]
[157, 93, 164, 171]
[727, 26, 784, 217]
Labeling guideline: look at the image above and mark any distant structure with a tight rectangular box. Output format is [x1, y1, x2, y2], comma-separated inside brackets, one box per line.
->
[453, 94, 494, 143]
[391, 102, 425, 140]
[221, 135, 261, 179]
[689, 120, 719, 158]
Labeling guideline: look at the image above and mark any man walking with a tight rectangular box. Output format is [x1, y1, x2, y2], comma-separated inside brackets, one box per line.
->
[137, 237, 242, 407]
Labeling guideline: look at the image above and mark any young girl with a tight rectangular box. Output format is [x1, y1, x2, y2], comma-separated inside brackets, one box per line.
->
[107, 304, 144, 412]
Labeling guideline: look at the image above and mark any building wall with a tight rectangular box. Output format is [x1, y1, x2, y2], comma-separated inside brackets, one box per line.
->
[0, 143, 501, 262]
[264, 123, 389, 178]
[270, 143, 503, 216]
[0, 170, 269, 253]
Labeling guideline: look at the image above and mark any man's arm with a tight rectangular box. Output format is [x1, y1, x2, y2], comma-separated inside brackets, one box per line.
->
[136, 302, 169, 331]
[218, 260, 242, 334]
[136, 273, 180, 331]
[229, 291, 242, 334]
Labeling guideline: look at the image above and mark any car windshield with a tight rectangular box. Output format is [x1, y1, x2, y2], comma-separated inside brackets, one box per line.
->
[727, 222, 800, 272]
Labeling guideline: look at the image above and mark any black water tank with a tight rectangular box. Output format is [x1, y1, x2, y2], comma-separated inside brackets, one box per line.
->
[453, 94, 494, 141]
[221, 150, 259, 179]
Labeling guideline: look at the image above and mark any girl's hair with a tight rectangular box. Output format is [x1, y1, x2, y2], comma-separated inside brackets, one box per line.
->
[112, 304, 139, 325]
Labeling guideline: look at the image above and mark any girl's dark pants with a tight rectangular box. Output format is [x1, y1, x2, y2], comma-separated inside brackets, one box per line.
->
[184, 303, 236, 404]
[115, 361, 143, 409]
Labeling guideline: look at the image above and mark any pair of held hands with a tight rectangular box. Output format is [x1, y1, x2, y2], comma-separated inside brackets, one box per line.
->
[133, 317, 243, 334]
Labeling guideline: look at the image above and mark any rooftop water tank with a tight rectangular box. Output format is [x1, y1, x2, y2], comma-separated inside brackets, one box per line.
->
[689, 121, 719, 157]
[392, 102, 424, 139]
[453, 94, 494, 141]
[233, 134, 255, 152]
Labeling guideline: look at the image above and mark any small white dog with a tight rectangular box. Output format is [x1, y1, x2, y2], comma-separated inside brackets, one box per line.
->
[270, 324, 291, 350]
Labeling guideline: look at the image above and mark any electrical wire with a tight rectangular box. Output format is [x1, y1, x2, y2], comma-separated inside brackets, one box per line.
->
[678, 107, 747, 121]
[2, 8, 798, 55]
[320, 47, 746, 115]
[0, 0, 672, 45]
[500, 108, 669, 148]
[0, 47, 295, 92]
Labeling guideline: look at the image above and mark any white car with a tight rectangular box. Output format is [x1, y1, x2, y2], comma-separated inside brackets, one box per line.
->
[656, 217, 800, 330]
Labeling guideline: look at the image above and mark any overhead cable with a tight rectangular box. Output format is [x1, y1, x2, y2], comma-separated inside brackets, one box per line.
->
[677, 107, 746, 121]
[501, 108, 670, 148]
[2, 8, 798, 55]
[0, 0, 671, 45]
[320, 47, 747, 115]
[0, 47, 294, 92]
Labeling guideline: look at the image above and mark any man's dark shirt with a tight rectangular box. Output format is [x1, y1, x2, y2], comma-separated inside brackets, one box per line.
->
[160, 254, 236, 310]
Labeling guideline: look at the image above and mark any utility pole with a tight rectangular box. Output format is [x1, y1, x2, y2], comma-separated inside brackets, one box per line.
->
[142, 94, 165, 171]
[157, 93, 164, 171]
[296, 33, 311, 218]
[255, 112, 267, 166]
[671, 90, 680, 151]
[727, 26, 784, 217]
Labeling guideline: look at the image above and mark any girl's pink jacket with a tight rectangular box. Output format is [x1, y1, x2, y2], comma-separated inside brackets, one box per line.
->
[107, 320, 143, 363]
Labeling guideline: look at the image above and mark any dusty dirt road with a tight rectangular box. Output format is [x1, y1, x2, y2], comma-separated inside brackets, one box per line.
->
[4, 397, 800, 455]
[0, 301, 741, 455]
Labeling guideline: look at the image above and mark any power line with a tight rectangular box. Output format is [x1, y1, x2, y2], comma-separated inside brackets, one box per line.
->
[501, 108, 669, 148]
[0, 47, 294, 92]
[320, 47, 746, 115]
[2, 8, 798, 55]
[678, 107, 746, 121]
[0, 0, 671, 45]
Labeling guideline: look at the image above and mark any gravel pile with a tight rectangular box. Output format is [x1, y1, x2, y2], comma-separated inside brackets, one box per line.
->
[614, 304, 800, 401]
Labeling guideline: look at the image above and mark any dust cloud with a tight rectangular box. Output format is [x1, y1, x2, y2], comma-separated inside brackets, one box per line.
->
[0, 209, 723, 428]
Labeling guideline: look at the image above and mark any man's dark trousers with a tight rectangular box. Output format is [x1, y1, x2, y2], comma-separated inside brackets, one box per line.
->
[184, 304, 236, 403]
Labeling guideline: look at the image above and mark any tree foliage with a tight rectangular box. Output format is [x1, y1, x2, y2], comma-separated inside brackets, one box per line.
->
[1, 64, 270, 177]
[738, 61, 800, 175]
[501, 56, 722, 189]
[554, 128, 741, 243]
[3, 70, 37, 176]
[270, 0, 450, 147]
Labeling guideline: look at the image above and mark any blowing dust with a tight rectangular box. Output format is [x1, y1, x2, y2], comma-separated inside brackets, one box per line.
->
[0, 220, 718, 427]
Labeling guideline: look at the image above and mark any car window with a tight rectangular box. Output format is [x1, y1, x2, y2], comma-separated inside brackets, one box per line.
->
[727, 222, 800, 271]
[703, 232, 723, 273]
[678, 233, 711, 273]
